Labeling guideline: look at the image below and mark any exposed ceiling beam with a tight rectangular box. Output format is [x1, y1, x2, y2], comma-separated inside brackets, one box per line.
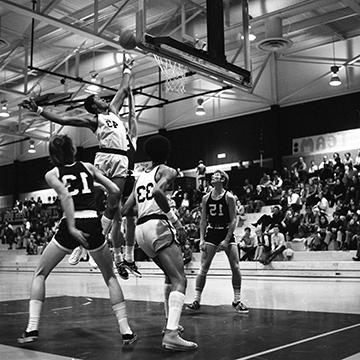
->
[0, 0, 126, 51]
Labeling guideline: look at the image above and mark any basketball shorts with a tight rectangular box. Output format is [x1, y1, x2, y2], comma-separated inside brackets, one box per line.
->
[205, 227, 235, 247]
[135, 218, 178, 258]
[94, 152, 128, 179]
[54, 216, 106, 252]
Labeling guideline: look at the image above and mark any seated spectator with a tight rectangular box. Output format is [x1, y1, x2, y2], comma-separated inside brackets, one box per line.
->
[271, 171, 283, 197]
[281, 207, 302, 241]
[253, 228, 270, 262]
[287, 188, 302, 212]
[182, 240, 193, 265]
[344, 212, 360, 250]
[262, 225, 286, 265]
[324, 212, 344, 250]
[354, 149, 360, 171]
[310, 213, 329, 250]
[308, 160, 318, 176]
[253, 185, 268, 213]
[239, 227, 256, 261]
[343, 152, 354, 167]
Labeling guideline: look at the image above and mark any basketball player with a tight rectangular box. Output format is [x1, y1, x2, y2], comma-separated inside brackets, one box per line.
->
[121, 135, 198, 351]
[21, 57, 141, 280]
[187, 170, 249, 313]
[17, 135, 136, 345]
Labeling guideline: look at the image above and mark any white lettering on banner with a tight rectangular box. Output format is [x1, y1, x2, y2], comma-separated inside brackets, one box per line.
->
[292, 129, 360, 155]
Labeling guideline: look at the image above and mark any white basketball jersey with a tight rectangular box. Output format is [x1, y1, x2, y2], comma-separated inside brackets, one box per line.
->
[135, 166, 163, 218]
[96, 112, 127, 151]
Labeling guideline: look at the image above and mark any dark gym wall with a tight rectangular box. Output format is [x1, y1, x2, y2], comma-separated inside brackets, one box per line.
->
[1, 91, 359, 196]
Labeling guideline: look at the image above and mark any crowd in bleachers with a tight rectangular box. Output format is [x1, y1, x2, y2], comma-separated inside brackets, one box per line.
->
[236, 151, 360, 260]
[0, 197, 61, 255]
[2, 151, 360, 261]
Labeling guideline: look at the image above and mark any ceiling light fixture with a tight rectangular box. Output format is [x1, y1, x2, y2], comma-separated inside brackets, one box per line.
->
[195, 98, 206, 116]
[329, 40, 341, 87]
[28, 139, 36, 154]
[0, 102, 10, 118]
[85, 71, 101, 94]
[241, 27, 256, 42]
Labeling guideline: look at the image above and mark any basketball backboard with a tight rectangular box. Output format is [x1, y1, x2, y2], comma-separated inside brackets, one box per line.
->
[135, 0, 252, 90]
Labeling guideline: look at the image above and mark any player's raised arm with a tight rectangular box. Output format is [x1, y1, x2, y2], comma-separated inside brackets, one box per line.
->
[22, 98, 96, 130]
[109, 56, 133, 115]
[127, 88, 138, 140]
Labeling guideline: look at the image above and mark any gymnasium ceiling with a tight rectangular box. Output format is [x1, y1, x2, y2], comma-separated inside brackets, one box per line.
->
[0, 0, 360, 165]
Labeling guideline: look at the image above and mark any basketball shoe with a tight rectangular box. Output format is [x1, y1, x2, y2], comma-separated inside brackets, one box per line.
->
[232, 301, 249, 314]
[162, 329, 198, 351]
[68, 246, 83, 265]
[122, 332, 137, 345]
[122, 259, 142, 278]
[17, 330, 39, 344]
[115, 261, 129, 280]
[186, 300, 200, 311]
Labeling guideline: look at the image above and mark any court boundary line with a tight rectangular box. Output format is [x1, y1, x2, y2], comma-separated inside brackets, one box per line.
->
[235, 323, 360, 360]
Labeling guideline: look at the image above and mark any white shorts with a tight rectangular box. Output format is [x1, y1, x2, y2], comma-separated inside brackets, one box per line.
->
[94, 152, 128, 179]
[135, 219, 178, 258]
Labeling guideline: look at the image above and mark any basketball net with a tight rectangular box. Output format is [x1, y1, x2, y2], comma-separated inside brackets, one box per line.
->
[153, 54, 187, 94]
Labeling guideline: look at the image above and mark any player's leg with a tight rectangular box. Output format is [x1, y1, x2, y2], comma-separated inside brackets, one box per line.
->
[121, 214, 141, 277]
[225, 243, 249, 313]
[90, 243, 136, 345]
[18, 240, 67, 343]
[105, 177, 129, 279]
[153, 243, 197, 351]
[187, 243, 217, 310]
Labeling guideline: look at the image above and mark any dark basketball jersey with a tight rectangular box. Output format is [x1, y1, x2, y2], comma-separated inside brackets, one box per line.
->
[58, 162, 96, 211]
[206, 190, 230, 227]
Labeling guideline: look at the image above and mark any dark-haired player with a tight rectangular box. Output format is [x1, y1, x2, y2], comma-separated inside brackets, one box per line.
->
[17, 134, 136, 345]
[21, 57, 141, 280]
[187, 170, 249, 313]
[121, 135, 198, 351]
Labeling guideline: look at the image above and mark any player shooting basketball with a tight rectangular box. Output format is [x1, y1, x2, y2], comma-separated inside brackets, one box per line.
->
[21, 55, 141, 280]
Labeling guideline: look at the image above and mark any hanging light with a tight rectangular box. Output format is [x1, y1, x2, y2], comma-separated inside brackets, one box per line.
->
[195, 98, 206, 116]
[329, 40, 341, 87]
[329, 65, 341, 87]
[0, 102, 10, 118]
[28, 139, 36, 154]
[241, 26, 256, 42]
[85, 71, 101, 94]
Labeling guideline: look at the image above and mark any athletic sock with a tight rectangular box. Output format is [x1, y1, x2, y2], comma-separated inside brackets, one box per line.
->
[124, 245, 134, 263]
[233, 288, 241, 304]
[166, 291, 185, 331]
[26, 299, 43, 332]
[112, 302, 132, 335]
[163, 284, 172, 319]
[194, 290, 202, 303]
[113, 247, 123, 263]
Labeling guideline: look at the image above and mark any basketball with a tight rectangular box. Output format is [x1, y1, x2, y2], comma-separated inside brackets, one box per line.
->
[119, 30, 137, 50]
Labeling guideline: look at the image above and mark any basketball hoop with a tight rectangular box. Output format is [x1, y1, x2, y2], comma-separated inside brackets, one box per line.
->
[153, 54, 187, 94]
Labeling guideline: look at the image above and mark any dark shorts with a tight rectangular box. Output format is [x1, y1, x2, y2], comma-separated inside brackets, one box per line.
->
[123, 176, 135, 199]
[54, 217, 106, 252]
[205, 228, 235, 247]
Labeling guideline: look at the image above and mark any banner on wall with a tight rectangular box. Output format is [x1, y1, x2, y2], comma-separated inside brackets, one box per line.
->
[292, 129, 360, 156]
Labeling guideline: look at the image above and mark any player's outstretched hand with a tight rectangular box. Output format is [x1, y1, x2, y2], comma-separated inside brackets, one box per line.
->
[21, 98, 38, 112]
[200, 240, 206, 252]
[123, 54, 134, 71]
[69, 227, 90, 248]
